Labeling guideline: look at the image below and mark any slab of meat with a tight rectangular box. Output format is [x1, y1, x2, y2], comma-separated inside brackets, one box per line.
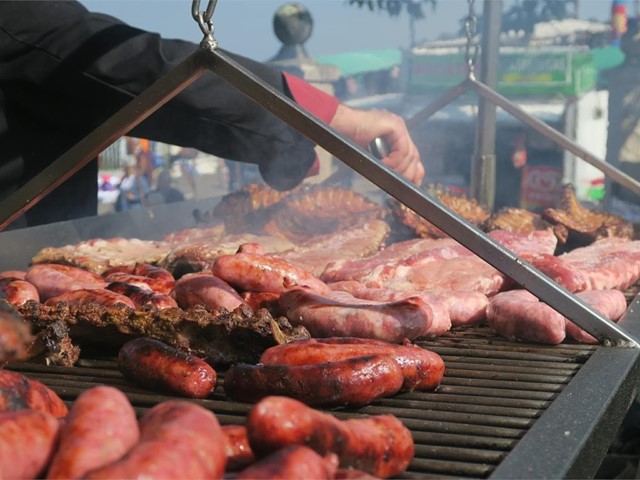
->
[273, 219, 390, 277]
[383, 255, 508, 296]
[163, 223, 226, 244]
[482, 207, 569, 245]
[488, 229, 559, 256]
[321, 237, 471, 284]
[30, 237, 172, 275]
[525, 238, 640, 292]
[486, 290, 566, 344]
[25, 264, 107, 301]
[543, 184, 634, 246]
[18, 301, 310, 365]
[279, 287, 441, 342]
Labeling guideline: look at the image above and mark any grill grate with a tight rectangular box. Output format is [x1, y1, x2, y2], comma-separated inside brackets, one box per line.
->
[7, 327, 596, 479]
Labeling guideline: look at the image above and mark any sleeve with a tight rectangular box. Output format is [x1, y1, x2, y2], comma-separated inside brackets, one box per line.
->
[282, 72, 340, 124]
[0, 0, 318, 191]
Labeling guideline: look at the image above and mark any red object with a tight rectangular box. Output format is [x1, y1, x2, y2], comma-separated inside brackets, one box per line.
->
[520, 165, 563, 210]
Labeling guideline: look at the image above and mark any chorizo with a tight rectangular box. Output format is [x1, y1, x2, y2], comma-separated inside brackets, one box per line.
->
[0, 277, 39, 306]
[222, 425, 256, 471]
[46, 386, 140, 479]
[171, 273, 246, 312]
[107, 281, 178, 309]
[86, 401, 227, 479]
[118, 337, 217, 398]
[0, 409, 61, 480]
[223, 355, 403, 407]
[246, 396, 414, 479]
[45, 289, 135, 309]
[25, 264, 106, 301]
[212, 252, 331, 294]
[236, 445, 338, 480]
[260, 337, 445, 391]
[0, 370, 68, 417]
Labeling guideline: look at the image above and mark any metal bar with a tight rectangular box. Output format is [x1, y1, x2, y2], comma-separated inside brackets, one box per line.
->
[470, 0, 502, 210]
[470, 77, 640, 199]
[404, 80, 472, 129]
[200, 47, 638, 347]
[0, 49, 211, 231]
[490, 346, 640, 479]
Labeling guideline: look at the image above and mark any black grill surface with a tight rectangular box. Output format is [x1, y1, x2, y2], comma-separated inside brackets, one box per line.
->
[8, 326, 597, 479]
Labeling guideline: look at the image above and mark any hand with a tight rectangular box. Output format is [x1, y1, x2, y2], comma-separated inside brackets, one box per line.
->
[329, 104, 424, 186]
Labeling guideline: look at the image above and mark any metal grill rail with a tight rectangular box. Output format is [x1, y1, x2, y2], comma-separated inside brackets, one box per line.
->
[8, 327, 597, 479]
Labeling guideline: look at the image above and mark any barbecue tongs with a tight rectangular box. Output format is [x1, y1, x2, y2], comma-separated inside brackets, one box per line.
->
[0, 0, 638, 347]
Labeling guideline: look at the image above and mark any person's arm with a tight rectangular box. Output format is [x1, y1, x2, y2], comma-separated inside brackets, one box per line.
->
[283, 72, 424, 185]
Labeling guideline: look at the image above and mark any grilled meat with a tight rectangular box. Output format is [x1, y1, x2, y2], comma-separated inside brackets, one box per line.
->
[543, 184, 633, 246]
[388, 184, 490, 240]
[262, 185, 386, 244]
[17, 301, 310, 365]
[0, 301, 33, 364]
[483, 207, 569, 244]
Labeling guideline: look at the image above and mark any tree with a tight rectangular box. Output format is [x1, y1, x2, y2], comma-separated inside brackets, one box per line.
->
[347, 0, 438, 46]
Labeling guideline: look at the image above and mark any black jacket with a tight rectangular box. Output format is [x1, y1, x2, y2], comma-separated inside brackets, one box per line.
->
[0, 0, 315, 226]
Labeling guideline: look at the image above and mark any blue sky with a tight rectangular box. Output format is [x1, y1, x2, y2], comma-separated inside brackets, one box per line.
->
[80, 1, 614, 62]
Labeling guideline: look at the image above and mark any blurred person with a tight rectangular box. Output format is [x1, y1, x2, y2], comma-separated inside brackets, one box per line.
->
[116, 161, 150, 212]
[150, 168, 185, 205]
[0, 1, 423, 228]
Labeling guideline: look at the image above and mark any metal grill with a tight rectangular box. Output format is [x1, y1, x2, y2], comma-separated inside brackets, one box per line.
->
[7, 326, 597, 479]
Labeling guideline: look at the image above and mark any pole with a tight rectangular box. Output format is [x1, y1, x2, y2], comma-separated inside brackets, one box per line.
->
[470, 0, 502, 211]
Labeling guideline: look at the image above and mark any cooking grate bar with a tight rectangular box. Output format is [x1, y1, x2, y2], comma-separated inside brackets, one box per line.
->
[406, 457, 495, 477]
[444, 367, 573, 383]
[381, 393, 551, 410]
[357, 402, 542, 419]
[415, 445, 507, 463]
[443, 360, 580, 375]
[432, 384, 558, 400]
[425, 346, 592, 363]
[412, 431, 518, 450]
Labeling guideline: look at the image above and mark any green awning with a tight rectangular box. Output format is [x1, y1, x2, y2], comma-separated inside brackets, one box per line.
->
[315, 49, 402, 77]
[591, 46, 625, 71]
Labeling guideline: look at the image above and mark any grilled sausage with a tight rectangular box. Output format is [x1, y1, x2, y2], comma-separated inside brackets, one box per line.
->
[45, 289, 135, 309]
[260, 337, 445, 391]
[246, 396, 414, 478]
[171, 273, 246, 312]
[25, 264, 107, 301]
[222, 425, 256, 471]
[565, 289, 628, 344]
[236, 445, 338, 480]
[212, 252, 331, 294]
[0, 410, 61, 480]
[106, 281, 178, 309]
[0, 370, 68, 417]
[0, 277, 40, 306]
[46, 386, 140, 479]
[224, 355, 404, 407]
[0, 270, 26, 280]
[131, 264, 176, 294]
[86, 401, 227, 479]
[118, 337, 217, 398]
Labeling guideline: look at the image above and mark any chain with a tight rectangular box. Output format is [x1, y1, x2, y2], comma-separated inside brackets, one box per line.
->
[191, 0, 218, 49]
[463, 0, 478, 78]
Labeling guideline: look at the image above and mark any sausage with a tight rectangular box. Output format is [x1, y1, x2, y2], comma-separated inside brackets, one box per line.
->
[222, 425, 256, 471]
[46, 386, 140, 479]
[0, 270, 26, 280]
[236, 445, 338, 480]
[565, 290, 628, 344]
[25, 264, 107, 301]
[0, 277, 40, 306]
[45, 289, 135, 309]
[118, 337, 217, 398]
[223, 355, 404, 407]
[0, 370, 68, 417]
[260, 337, 445, 391]
[103, 272, 174, 295]
[131, 264, 176, 294]
[171, 273, 246, 312]
[86, 400, 227, 479]
[278, 287, 437, 342]
[106, 282, 178, 309]
[0, 305, 33, 363]
[246, 396, 414, 478]
[212, 252, 331, 294]
[0, 410, 61, 479]
[240, 291, 282, 315]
